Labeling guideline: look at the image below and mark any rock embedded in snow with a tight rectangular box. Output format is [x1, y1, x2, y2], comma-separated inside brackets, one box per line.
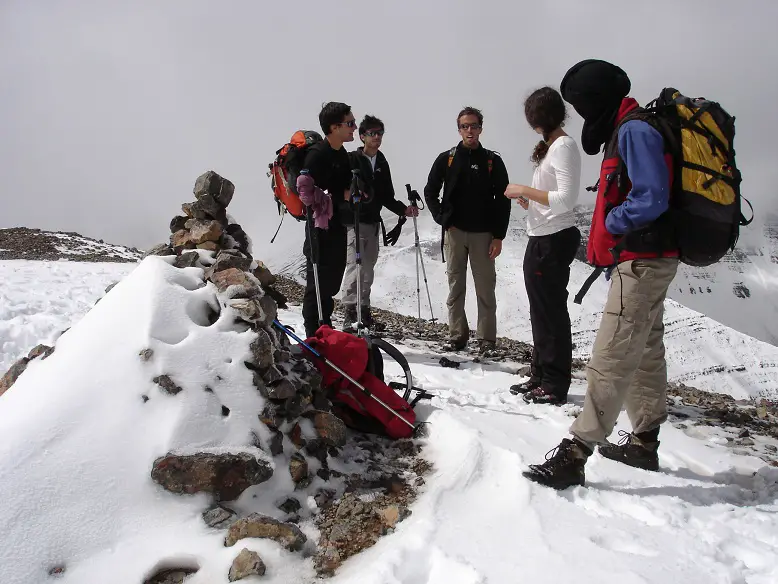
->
[212, 268, 261, 298]
[143, 568, 198, 584]
[224, 513, 307, 550]
[150, 452, 273, 501]
[306, 410, 348, 447]
[228, 548, 266, 581]
[202, 505, 238, 529]
[142, 243, 175, 258]
[211, 250, 253, 274]
[249, 330, 274, 370]
[153, 375, 183, 396]
[0, 358, 30, 397]
[289, 452, 308, 483]
[173, 251, 200, 269]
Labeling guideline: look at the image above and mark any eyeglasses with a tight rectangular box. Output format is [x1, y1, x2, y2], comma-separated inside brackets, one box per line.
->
[339, 119, 357, 128]
[458, 123, 482, 131]
[364, 129, 384, 137]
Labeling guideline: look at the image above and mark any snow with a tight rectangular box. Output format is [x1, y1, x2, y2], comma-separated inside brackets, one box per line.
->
[2, 230, 778, 583]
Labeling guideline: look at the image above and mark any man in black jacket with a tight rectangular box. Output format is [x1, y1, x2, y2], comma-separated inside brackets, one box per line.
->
[342, 115, 418, 330]
[301, 102, 355, 337]
[424, 106, 510, 352]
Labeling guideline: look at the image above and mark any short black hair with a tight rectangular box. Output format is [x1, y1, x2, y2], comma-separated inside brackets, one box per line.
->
[457, 106, 483, 126]
[359, 114, 384, 137]
[319, 102, 352, 135]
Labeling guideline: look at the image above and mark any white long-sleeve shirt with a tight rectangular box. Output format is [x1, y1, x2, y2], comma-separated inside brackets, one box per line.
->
[526, 135, 581, 237]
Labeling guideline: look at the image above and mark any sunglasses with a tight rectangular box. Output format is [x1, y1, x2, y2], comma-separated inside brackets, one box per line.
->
[339, 119, 357, 128]
[458, 123, 482, 131]
[364, 129, 384, 137]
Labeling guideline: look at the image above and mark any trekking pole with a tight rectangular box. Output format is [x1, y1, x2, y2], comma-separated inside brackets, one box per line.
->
[272, 319, 417, 433]
[405, 184, 436, 323]
[301, 170, 324, 326]
[349, 169, 365, 336]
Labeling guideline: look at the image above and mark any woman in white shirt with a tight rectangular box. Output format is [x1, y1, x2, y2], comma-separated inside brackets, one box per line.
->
[504, 87, 582, 405]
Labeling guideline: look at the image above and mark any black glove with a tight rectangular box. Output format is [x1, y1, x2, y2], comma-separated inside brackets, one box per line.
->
[382, 216, 406, 246]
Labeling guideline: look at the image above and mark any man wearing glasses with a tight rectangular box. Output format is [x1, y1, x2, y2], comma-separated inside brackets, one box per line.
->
[299, 102, 356, 338]
[342, 115, 419, 331]
[424, 107, 511, 353]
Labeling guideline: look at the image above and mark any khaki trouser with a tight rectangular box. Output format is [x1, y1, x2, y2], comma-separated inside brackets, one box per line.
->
[570, 258, 679, 447]
[341, 223, 380, 308]
[444, 228, 497, 343]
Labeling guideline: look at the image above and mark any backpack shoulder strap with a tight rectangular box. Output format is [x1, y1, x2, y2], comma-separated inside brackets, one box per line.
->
[447, 147, 457, 168]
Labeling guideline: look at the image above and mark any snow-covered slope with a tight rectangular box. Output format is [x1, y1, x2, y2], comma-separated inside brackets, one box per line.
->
[2, 254, 778, 584]
[369, 214, 778, 400]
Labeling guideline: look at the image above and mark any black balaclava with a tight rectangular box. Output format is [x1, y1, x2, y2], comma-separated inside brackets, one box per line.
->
[560, 59, 631, 155]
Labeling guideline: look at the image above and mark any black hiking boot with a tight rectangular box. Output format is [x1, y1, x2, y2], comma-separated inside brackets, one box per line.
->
[522, 387, 565, 406]
[523, 438, 590, 490]
[342, 305, 358, 333]
[598, 431, 660, 471]
[441, 338, 467, 352]
[360, 306, 385, 332]
[478, 340, 498, 357]
[510, 379, 541, 395]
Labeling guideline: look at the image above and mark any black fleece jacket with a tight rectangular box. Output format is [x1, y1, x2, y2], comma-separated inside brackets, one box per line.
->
[423, 142, 511, 240]
[341, 148, 408, 225]
[302, 139, 352, 229]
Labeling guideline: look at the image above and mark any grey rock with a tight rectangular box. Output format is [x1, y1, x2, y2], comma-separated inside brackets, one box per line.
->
[142, 243, 176, 258]
[170, 216, 188, 233]
[174, 252, 200, 269]
[143, 568, 198, 584]
[194, 170, 235, 207]
[0, 357, 29, 397]
[153, 375, 183, 395]
[228, 548, 266, 581]
[203, 505, 238, 529]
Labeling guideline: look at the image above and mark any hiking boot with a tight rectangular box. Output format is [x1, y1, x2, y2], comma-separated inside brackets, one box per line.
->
[360, 306, 385, 332]
[342, 305, 358, 333]
[522, 387, 565, 406]
[598, 431, 660, 471]
[478, 340, 497, 356]
[510, 379, 541, 395]
[523, 438, 590, 490]
[441, 338, 467, 352]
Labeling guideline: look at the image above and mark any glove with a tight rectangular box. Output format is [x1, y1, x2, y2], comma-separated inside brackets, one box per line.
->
[383, 216, 406, 246]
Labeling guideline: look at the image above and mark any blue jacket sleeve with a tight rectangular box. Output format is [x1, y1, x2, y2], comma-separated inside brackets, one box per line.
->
[605, 120, 669, 235]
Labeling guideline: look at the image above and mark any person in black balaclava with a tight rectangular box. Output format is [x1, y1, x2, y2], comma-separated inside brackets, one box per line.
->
[522, 59, 680, 490]
[559, 59, 632, 155]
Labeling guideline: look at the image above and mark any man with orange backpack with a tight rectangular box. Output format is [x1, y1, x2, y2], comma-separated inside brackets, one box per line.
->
[296, 102, 357, 338]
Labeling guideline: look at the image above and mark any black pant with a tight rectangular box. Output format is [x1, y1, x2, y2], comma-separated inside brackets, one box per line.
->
[303, 223, 347, 338]
[524, 226, 581, 400]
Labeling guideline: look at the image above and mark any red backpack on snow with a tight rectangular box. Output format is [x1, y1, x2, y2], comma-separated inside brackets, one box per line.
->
[305, 326, 416, 439]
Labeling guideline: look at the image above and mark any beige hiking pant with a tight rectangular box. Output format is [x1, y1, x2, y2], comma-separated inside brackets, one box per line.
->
[570, 258, 679, 447]
[444, 228, 497, 343]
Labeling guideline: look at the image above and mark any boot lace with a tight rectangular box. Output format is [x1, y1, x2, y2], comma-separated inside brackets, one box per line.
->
[615, 430, 634, 446]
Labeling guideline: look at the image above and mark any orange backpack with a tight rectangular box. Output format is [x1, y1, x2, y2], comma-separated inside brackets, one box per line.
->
[268, 130, 323, 224]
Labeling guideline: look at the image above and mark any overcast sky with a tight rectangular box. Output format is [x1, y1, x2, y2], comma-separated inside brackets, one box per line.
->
[1, 0, 777, 259]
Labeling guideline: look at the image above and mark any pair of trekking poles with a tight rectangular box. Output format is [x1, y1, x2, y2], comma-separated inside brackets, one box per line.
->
[273, 169, 434, 436]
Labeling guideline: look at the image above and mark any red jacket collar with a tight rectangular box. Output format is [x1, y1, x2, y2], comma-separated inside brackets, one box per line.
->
[616, 97, 640, 122]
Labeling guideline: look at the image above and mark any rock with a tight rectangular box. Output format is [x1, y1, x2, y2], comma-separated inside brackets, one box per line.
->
[264, 286, 288, 310]
[212, 250, 252, 274]
[225, 224, 250, 253]
[737, 437, 756, 446]
[171, 229, 195, 252]
[376, 505, 401, 528]
[181, 202, 204, 219]
[765, 444, 777, 453]
[194, 194, 226, 222]
[139, 348, 154, 361]
[142, 243, 176, 258]
[312, 391, 332, 412]
[316, 545, 341, 575]
[252, 262, 277, 287]
[170, 216, 188, 233]
[224, 513, 307, 550]
[194, 170, 235, 207]
[261, 365, 284, 386]
[187, 220, 223, 245]
[143, 568, 198, 584]
[277, 497, 302, 514]
[0, 357, 30, 397]
[314, 488, 336, 509]
[197, 241, 219, 252]
[230, 297, 264, 323]
[516, 365, 532, 377]
[269, 430, 284, 456]
[153, 375, 183, 395]
[259, 403, 283, 429]
[48, 565, 66, 577]
[249, 329, 274, 370]
[289, 452, 308, 483]
[288, 423, 305, 449]
[212, 268, 261, 297]
[757, 405, 769, 419]
[739, 428, 751, 438]
[27, 344, 52, 360]
[174, 252, 200, 269]
[203, 505, 238, 529]
[228, 548, 266, 581]
[305, 410, 348, 447]
[151, 452, 273, 501]
[104, 281, 118, 294]
[284, 395, 305, 420]
[265, 379, 297, 401]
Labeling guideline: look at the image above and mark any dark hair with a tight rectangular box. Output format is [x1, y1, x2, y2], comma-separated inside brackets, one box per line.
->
[319, 102, 352, 135]
[457, 106, 483, 127]
[359, 114, 384, 139]
[524, 87, 567, 164]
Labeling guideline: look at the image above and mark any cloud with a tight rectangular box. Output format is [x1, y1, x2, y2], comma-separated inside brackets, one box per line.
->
[1, 0, 776, 258]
